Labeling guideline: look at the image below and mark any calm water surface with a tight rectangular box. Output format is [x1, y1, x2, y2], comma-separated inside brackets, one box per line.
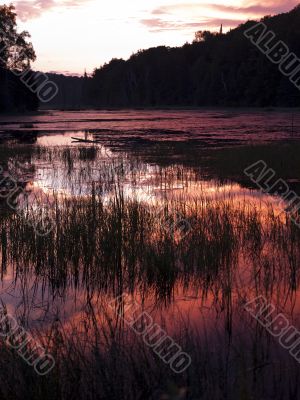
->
[1, 110, 300, 379]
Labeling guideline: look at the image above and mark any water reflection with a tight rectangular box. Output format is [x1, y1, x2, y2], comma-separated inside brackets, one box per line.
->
[1, 128, 300, 398]
[0, 136, 299, 320]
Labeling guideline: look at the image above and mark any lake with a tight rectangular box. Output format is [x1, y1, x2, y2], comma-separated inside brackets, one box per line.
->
[0, 109, 300, 400]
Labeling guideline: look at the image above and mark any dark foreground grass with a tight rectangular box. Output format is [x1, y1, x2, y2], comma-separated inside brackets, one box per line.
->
[0, 144, 300, 399]
[0, 187, 299, 399]
[0, 300, 299, 400]
[1, 185, 299, 298]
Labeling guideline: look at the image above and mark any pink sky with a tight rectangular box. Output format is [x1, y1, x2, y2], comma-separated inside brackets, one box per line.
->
[9, 0, 299, 74]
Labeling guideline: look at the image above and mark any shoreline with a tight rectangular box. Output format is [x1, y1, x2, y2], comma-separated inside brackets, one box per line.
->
[0, 106, 299, 118]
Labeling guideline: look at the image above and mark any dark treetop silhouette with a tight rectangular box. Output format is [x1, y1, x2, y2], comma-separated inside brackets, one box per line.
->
[2, 4, 300, 111]
[45, 5, 300, 109]
[0, 4, 38, 112]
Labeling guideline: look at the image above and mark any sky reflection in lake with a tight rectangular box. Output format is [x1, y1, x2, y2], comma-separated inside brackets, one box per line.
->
[1, 113, 300, 391]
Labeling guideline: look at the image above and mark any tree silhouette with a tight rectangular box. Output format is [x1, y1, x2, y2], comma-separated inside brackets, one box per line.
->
[0, 4, 38, 112]
[12, 4, 300, 110]
[83, 5, 300, 108]
[194, 30, 217, 42]
[0, 4, 36, 70]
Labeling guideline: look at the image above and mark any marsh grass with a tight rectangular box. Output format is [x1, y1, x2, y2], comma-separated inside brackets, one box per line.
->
[1, 176, 299, 346]
[1, 146, 300, 302]
[1, 143, 300, 399]
[0, 297, 299, 400]
[0, 189, 292, 296]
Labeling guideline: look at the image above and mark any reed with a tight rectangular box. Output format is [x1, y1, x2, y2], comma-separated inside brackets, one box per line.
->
[0, 142, 300, 400]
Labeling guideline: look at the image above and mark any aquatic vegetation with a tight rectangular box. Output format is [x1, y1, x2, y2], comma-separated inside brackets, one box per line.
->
[0, 132, 300, 400]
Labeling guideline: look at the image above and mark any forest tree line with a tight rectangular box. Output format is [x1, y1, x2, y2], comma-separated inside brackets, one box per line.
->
[2, 4, 300, 112]
[0, 5, 38, 112]
[46, 5, 300, 109]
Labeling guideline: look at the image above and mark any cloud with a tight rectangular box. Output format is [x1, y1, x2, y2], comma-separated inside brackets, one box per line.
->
[243, 0, 298, 14]
[219, 1, 298, 15]
[141, 17, 244, 32]
[15, 0, 89, 21]
[152, 1, 299, 17]
[142, 1, 299, 33]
